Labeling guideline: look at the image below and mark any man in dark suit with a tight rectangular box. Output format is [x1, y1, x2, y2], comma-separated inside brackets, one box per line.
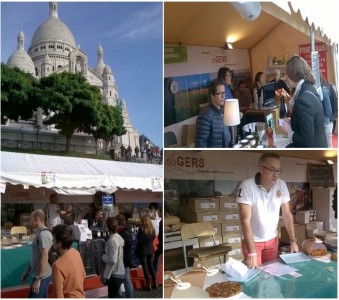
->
[281, 56, 328, 148]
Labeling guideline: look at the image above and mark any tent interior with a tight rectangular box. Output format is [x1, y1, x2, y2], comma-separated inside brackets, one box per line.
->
[164, 1, 338, 83]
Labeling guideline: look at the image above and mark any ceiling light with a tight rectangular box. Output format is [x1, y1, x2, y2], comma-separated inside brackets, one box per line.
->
[231, 2, 261, 22]
[224, 42, 233, 50]
[326, 160, 334, 165]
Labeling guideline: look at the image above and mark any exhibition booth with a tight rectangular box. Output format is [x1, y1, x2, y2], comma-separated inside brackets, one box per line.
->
[163, 150, 337, 298]
[0, 151, 163, 297]
[164, 2, 338, 146]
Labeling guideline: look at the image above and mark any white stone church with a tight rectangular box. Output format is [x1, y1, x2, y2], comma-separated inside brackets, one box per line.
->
[5, 2, 139, 152]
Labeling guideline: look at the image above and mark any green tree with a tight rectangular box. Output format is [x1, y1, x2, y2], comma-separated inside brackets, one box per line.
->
[1, 63, 38, 124]
[86, 103, 126, 154]
[36, 72, 102, 152]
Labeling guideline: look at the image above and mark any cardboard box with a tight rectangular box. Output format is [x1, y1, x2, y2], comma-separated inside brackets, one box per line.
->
[212, 223, 222, 236]
[182, 124, 196, 147]
[219, 197, 238, 210]
[221, 221, 241, 235]
[296, 210, 317, 224]
[222, 233, 242, 245]
[198, 235, 223, 247]
[219, 210, 239, 222]
[184, 211, 220, 223]
[306, 221, 323, 231]
[280, 224, 306, 249]
[295, 211, 310, 224]
[227, 247, 242, 257]
[185, 198, 219, 212]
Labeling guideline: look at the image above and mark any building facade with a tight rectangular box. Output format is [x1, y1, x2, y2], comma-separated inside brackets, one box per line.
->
[5, 2, 139, 152]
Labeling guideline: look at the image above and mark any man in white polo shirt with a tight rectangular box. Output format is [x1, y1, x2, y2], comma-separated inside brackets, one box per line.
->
[237, 153, 299, 269]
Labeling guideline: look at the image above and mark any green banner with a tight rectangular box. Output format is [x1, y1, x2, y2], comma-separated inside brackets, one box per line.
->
[164, 46, 188, 64]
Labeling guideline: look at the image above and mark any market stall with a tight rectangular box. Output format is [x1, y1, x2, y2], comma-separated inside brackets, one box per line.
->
[164, 150, 337, 298]
[0, 151, 164, 296]
[164, 2, 338, 146]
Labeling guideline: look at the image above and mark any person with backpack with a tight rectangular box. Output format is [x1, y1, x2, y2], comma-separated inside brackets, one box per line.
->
[320, 74, 333, 147]
[21, 209, 53, 298]
[116, 214, 134, 298]
[51, 224, 86, 298]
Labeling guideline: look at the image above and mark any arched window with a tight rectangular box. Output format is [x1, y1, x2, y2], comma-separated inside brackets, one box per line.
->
[110, 91, 112, 96]
[58, 65, 62, 69]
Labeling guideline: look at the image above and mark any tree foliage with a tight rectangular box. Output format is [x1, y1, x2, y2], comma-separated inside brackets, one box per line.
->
[2, 67, 127, 153]
[1, 63, 38, 124]
[34, 72, 104, 151]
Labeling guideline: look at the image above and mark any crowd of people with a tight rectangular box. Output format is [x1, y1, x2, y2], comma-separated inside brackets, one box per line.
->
[195, 55, 337, 148]
[22, 199, 163, 298]
[120, 144, 162, 164]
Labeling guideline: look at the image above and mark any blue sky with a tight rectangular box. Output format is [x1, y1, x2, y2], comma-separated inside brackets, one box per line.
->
[1, 2, 163, 147]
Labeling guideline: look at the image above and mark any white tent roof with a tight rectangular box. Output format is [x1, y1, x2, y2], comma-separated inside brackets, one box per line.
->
[1, 152, 163, 195]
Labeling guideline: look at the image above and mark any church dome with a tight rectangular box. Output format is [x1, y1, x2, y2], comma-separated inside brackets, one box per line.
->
[7, 30, 35, 76]
[103, 64, 112, 74]
[29, 2, 76, 50]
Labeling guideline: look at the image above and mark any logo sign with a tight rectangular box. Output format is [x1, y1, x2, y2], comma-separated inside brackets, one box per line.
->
[102, 195, 113, 205]
[212, 50, 227, 65]
[164, 46, 188, 64]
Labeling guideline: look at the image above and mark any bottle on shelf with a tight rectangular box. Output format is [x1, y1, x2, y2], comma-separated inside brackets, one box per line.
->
[266, 120, 274, 148]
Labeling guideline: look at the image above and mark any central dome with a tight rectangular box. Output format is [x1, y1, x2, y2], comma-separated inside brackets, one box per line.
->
[29, 2, 76, 50]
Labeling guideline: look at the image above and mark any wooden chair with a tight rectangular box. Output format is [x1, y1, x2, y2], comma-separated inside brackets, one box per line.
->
[181, 222, 232, 271]
[10, 226, 27, 238]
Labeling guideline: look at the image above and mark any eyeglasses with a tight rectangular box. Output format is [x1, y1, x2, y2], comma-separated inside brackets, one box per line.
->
[225, 74, 232, 78]
[261, 165, 283, 175]
[215, 92, 226, 96]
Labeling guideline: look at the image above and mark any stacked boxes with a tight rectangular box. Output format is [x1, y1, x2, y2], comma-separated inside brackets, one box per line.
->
[184, 196, 243, 266]
[295, 210, 317, 224]
[219, 196, 243, 261]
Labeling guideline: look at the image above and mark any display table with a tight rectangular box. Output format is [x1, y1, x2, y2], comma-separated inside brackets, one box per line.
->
[1, 244, 33, 288]
[242, 259, 337, 298]
[173, 258, 337, 298]
[1, 242, 79, 289]
[204, 258, 337, 298]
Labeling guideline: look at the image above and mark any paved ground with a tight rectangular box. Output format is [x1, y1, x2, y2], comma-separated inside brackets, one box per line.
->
[86, 286, 163, 298]
[130, 286, 163, 298]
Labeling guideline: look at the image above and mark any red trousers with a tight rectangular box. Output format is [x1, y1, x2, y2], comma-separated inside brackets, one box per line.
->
[241, 236, 278, 266]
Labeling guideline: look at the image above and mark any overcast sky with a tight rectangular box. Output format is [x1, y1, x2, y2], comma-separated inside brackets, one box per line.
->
[1, 2, 163, 147]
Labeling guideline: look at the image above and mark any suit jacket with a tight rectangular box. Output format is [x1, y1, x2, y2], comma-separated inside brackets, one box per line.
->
[290, 82, 328, 148]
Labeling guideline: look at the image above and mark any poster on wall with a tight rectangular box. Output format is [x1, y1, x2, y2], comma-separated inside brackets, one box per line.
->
[164, 73, 212, 127]
[164, 46, 251, 128]
[299, 42, 327, 79]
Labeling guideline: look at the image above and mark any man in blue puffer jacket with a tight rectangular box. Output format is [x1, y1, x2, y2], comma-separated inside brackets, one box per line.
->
[195, 78, 232, 148]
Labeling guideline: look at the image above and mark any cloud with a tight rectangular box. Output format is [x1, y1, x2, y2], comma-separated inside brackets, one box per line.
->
[101, 4, 162, 41]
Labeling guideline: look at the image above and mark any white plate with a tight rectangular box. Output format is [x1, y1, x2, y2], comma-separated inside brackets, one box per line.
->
[280, 252, 311, 264]
[225, 268, 261, 283]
